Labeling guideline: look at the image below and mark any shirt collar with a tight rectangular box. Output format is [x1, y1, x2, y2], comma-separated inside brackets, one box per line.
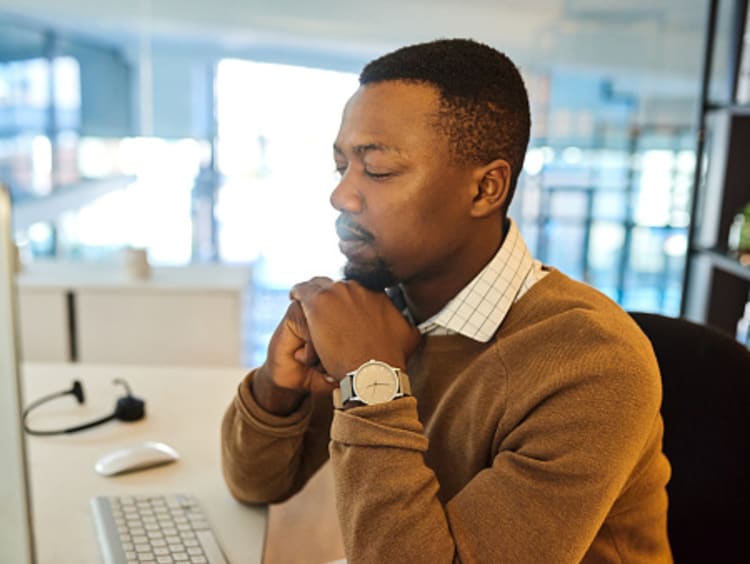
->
[404, 218, 535, 342]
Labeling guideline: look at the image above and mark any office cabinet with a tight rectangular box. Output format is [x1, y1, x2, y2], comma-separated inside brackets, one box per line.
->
[76, 286, 244, 365]
[17, 261, 251, 366]
[17, 287, 70, 362]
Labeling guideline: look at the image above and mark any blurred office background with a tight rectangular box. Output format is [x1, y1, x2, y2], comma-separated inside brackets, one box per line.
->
[0, 0, 724, 364]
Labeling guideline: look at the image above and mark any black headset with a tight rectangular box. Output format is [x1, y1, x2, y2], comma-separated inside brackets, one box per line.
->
[23, 379, 145, 436]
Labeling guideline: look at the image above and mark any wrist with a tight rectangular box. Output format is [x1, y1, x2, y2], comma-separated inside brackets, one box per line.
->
[251, 364, 308, 416]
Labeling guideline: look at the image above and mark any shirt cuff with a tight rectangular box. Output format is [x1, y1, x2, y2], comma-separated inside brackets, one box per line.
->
[233, 369, 313, 438]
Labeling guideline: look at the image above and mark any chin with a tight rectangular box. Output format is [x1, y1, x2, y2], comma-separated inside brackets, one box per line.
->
[343, 260, 397, 292]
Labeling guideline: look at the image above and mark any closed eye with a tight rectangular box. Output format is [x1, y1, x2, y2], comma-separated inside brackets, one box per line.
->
[364, 170, 393, 180]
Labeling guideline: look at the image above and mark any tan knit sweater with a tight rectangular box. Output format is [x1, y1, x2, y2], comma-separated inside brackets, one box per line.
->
[222, 270, 673, 563]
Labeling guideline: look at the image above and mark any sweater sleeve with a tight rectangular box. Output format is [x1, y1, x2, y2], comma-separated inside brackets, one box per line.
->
[329, 357, 665, 564]
[330, 398, 456, 563]
[221, 370, 334, 504]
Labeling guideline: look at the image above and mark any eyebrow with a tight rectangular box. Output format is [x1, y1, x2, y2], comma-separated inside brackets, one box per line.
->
[333, 142, 402, 157]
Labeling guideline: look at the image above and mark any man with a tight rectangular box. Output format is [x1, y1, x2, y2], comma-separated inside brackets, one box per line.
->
[222, 38, 672, 563]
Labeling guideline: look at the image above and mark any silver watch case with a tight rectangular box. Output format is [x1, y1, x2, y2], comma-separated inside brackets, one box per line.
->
[338, 359, 410, 407]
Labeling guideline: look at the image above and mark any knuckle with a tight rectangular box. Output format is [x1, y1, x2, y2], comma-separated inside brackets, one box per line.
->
[313, 286, 336, 307]
[310, 275, 333, 286]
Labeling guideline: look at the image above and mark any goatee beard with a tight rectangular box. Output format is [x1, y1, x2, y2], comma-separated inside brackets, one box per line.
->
[343, 259, 397, 292]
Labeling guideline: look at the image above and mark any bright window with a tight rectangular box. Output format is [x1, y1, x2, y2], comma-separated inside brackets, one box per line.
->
[214, 59, 358, 287]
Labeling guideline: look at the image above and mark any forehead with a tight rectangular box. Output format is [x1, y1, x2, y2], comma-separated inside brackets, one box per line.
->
[335, 81, 444, 155]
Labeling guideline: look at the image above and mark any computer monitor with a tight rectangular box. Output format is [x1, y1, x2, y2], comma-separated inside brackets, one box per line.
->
[0, 184, 36, 563]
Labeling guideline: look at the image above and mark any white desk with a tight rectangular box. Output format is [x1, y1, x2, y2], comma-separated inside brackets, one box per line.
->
[22, 362, 267, 564]
[17, 261, 252, 366]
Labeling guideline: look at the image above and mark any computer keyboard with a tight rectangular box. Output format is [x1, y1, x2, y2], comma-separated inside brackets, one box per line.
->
[91, 494, 229, 564]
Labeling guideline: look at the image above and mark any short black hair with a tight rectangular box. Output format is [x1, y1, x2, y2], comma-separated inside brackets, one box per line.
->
[360, 38, 531, 203]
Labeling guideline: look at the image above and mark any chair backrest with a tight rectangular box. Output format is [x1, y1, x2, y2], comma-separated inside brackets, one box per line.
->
[629, 312, 750, 563]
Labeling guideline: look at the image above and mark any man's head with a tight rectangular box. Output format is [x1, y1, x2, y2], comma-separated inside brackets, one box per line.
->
[331, 39, 531, 303]
[360, 38, 531, 198]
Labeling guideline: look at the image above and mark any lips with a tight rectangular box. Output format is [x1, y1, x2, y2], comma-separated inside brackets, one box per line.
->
[335, 215, 374, 259]
[335, 215, 372, 242]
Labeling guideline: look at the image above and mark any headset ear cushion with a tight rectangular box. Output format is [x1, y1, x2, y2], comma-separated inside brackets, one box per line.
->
[115, 395, 145, 422]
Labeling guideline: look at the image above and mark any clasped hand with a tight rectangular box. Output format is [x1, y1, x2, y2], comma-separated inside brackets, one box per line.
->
[254, 277, 420, 413]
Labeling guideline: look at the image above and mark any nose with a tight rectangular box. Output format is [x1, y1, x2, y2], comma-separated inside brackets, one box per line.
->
[329, 172, 363, 214]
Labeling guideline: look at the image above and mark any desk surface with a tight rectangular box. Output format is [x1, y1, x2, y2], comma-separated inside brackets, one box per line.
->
[22, 362, 267, 564]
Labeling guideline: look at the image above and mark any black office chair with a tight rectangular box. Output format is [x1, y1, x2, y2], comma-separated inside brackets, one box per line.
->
[629, 312, 750, 563]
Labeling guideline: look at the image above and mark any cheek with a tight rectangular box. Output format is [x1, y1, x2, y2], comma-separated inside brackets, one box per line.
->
[383, 189, 466, 263]
[367, 171, 472, 256]
[417, 176, 472, 227]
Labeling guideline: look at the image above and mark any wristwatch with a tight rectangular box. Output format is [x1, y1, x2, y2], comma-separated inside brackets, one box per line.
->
[333, 359, 411, 409]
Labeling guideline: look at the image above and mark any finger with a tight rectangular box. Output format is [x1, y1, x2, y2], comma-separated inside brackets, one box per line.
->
[308, 276, 335, 286]
[285, 301, 322, 368]
[290, 276, 334, 302]
[285, 300, 312, 342]
[267, 301, 308, 360]
[293, 341, 319, 367]
[308, 368, 339, 394]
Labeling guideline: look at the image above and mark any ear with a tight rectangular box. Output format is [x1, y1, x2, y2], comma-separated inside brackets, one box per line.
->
[470, 159, 512, 218]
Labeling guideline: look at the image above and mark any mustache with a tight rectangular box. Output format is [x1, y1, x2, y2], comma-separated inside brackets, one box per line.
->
[335, 215, 374, 242]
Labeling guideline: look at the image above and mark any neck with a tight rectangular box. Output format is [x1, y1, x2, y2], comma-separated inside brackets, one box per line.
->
[402, 219, 506, 324]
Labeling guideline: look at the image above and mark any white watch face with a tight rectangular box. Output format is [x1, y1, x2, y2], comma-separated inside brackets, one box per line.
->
[353, 362, 399, 404]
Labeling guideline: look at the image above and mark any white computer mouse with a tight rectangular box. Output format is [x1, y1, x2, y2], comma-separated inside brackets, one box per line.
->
[95, 441, 180, 476]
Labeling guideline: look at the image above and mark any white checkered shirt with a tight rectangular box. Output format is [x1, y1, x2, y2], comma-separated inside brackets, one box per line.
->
[415, 218, 546, 342]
